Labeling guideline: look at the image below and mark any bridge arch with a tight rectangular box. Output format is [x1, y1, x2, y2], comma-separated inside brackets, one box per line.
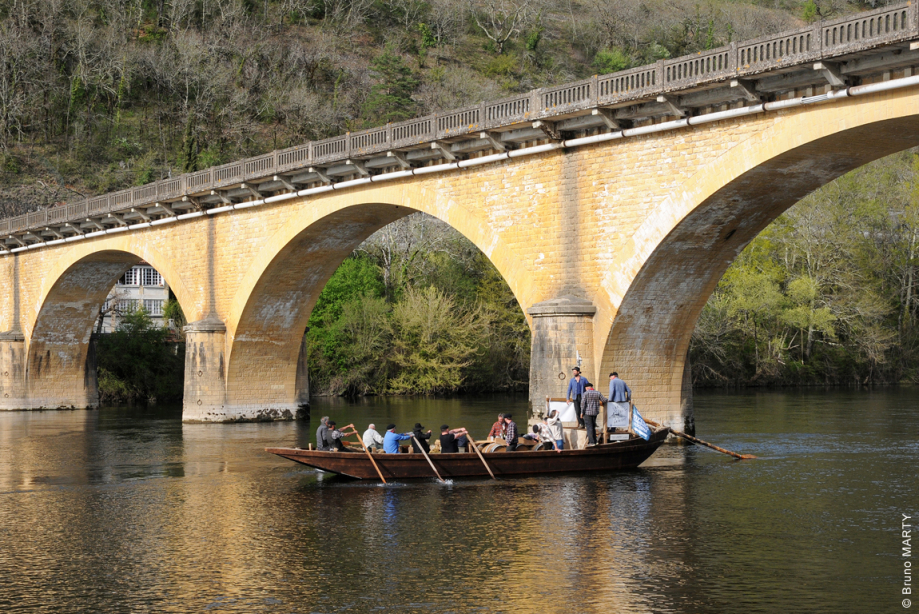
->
[190, 182, 527, 421]
[598, 86, 919, 430]
[24, 243, 192, 409]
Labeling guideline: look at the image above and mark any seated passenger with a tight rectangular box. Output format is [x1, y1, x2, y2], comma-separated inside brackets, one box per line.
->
[363, 423, 384, 451]
[439, 425, 468, 454]
[383, 424, 412, 454]
[326, 421, 354, 452]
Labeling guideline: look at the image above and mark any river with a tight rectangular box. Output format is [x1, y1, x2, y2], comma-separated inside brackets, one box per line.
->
[0, 388, 915, 613]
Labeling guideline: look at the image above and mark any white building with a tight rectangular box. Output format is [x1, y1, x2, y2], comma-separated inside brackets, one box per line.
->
[98, 262, 170, 333]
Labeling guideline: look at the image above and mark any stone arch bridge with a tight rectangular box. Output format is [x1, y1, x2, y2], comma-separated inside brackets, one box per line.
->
[2, 3, 919, 428]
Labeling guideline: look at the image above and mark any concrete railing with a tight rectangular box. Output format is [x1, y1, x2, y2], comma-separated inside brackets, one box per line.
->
[2, 1, 917, 238]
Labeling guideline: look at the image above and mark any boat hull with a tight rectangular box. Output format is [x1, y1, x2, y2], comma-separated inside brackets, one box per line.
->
[266, 427, 669, 480]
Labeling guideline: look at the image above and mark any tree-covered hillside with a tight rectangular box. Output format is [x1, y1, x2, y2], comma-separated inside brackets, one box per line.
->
[0, 0, 870, 213]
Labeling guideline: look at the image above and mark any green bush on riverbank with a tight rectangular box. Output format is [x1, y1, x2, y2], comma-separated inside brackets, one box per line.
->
[96, 308, 184, 404]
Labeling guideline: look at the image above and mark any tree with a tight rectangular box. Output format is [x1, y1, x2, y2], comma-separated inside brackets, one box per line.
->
[361, 46, 419, 124]
[472, 0, 533, 54]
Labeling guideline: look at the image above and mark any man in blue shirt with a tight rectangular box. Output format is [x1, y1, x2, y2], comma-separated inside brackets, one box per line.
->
[566, 367, 590, 427]
[608, 372, 631, 403]
[383, 423, 412, 454]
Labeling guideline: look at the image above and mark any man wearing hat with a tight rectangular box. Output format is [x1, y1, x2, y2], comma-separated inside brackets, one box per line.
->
[412, 423, 433, 454]
[383, 424, 413, 454]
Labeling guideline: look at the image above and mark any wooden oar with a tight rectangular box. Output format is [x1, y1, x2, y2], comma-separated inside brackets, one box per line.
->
[643, 418, 756, 460]
[464, 433, 496, 480]
[343, 424, 387, 484]
[412, 436, 445, 483]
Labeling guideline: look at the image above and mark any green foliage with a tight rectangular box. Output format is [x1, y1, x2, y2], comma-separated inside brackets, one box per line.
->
[306, 220, 530, 397]
[388, 286, 484, 394]
[361, 46, 420, 124]
[593, 49, 631, 75]
[163, 297, 186, 329]
[802, 1, 819, 23]
[691, 150, 919, 387]
[418, 23, 437, 49]
[96, 306, 185, 404]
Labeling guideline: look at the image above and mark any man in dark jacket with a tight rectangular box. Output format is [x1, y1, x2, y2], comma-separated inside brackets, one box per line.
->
[412, 423, 432, 454]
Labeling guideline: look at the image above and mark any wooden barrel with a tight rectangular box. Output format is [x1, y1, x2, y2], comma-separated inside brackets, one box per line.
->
[532, 442, 554, 451]
[484, 443, 506, 453]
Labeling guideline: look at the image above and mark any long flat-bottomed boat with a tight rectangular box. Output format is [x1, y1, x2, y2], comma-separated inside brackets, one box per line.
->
[266, 424, 669, 480]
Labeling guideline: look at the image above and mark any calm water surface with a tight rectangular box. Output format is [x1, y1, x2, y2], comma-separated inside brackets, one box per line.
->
[0, 389, 916, 613]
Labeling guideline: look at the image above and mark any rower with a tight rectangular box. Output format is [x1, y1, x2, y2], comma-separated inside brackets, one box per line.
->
[383, 424, 412, 453]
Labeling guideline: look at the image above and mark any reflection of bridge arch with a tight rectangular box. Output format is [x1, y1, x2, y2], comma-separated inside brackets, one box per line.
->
[215, 186, 523, 421]
[22, 244, 191, 410]
[599, 87, 919, 430]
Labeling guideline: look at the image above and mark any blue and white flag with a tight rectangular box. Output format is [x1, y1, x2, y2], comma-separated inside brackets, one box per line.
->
[632, 406, 651, 441]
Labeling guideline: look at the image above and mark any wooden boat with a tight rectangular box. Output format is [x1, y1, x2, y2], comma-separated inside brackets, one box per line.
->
[265, 424, 669, 480]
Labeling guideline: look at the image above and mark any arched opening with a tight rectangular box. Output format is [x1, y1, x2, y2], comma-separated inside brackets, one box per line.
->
[601, 114, 919, 431]
[222, 203, 529, 421]
[25, 250, 190, 409]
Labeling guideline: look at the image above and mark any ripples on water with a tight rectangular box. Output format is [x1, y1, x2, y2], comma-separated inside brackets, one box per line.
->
[0, 390, 915, 613]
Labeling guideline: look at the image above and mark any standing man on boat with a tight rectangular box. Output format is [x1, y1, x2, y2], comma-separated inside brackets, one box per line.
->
[581, 384, 607, 446]
[383, 424, 413, 453]
[316, 416, 331, 451]
[503, 414, 520, 451]
[608, 372, 632, 403]
[487, 413, 505, 441]
[566, 367, 590, 427]
[363, 424, 384, 451]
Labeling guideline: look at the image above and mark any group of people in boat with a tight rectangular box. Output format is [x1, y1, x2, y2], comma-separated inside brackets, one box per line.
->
[312, 369, 632, 453]
[314, 419, 472, 454]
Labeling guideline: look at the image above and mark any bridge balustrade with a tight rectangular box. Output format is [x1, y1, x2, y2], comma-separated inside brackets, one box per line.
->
[822, 5, 915, 54]
[539, 78, 596, 117]
[213, 162, 243, 188]
[244, 155, 275, 181]
[311, 135, 348, 165]
[665, 45, 735, 89]
[391, 116, 435, 149]
[436, 105, 482, 139]
[350, 127, 389, 157]
[598, 64, 661, 103]
[2, 1, 919, 241]
[276, 145, 310, 173]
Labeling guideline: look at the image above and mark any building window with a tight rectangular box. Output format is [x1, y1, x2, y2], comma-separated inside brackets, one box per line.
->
[141, 267, 163, 287]
[117, 299, 139, 313]
[118, 266, 163, 287]
[143, 299, 163, 316]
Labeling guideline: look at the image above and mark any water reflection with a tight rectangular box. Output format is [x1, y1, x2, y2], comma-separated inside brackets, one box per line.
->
[0, 389, 915, 612]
